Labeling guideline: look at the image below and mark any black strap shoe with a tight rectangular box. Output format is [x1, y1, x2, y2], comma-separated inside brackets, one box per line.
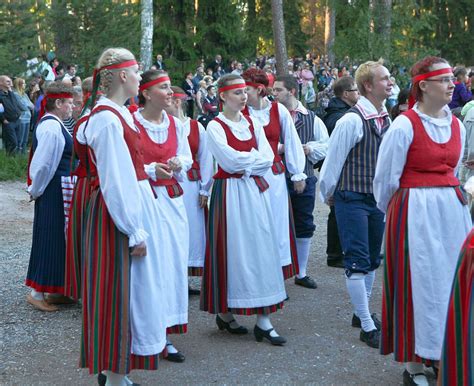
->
[165, 344, 185, 363]
[402, 369, 428, 385]
[294, 275, 318, 289]
[97, 373, 140, 386]
[253, 325, 287, 346]
[359, 328, 380, 348]
[216, 314, 248, 334]
[352, 313, 381, 330]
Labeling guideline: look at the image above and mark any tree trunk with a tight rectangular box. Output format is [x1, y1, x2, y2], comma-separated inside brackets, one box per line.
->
[140, 0, 154, 70]
[271, 0, 289, 76]
[373, 0, 392, 60]
[51, 0, 72, 61]
[324, 0, 336, 65]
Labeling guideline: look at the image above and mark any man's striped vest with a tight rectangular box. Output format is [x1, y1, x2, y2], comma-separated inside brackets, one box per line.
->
[337, 107, 390, 193]
[286, 110, 316, 178]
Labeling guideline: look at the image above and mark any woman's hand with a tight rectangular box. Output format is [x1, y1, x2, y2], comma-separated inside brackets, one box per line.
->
[155, 163, 173, 179]
[130, 241, 147, 257]
[167, 157, 182, 173]
[198, 194, 208, 208]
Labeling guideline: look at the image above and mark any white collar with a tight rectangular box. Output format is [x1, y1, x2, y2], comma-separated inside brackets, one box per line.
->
[355, 96, 388, 120]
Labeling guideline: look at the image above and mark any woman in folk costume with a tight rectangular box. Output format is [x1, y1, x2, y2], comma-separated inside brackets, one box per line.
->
[26, 81, 74, 312]
[64, 76, 94, 300]
[242, 68, 306, 280]
[80, 48, 167, 386]
[201, 74, 287, 345]
[439, 228, 474, 386]
[165, 86, 213, 284]
[132, 70, 193, 363]
[373, 56, 472, 386]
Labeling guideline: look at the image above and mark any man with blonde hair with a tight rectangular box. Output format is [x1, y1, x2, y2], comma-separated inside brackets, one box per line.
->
[319, 60, 393, 348]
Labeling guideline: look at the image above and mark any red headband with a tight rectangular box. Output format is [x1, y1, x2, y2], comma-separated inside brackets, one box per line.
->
[412, 67, 453, 83]
[218, 83, 246, 94]
[100, 60, 138, 71]
[173, 93, 187, 99]
[245, 81, 266, 89]
[139, 76, 170, 91]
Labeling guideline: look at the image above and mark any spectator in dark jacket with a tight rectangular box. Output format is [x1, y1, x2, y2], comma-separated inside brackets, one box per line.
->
[324, 76, 359, 134]
[322, 76, 359, 268]
[0, 75, 23, 155]
[449, 67, 473, 116]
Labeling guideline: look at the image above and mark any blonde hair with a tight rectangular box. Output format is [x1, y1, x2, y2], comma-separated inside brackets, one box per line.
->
[13, 78, 26, 96]
[96, 47, 136, 92]
[355, 59, 384, 96]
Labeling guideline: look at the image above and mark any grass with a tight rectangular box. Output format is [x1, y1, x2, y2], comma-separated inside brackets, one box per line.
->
[0, 150, 29, 181]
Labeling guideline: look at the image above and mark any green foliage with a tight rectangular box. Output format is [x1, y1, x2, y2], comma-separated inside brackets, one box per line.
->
[0, 151, 28, 181]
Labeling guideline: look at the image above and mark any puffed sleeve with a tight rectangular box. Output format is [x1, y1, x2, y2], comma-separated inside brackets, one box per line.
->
[306, 115, 329, 164]
[87, 112, 148, 247]
[28, 119, 65, 199]
[196, 121, 214, 196]
[319, 112, 364, 203]
[373, 115, 413, 213]
[278, 103, 306, 181]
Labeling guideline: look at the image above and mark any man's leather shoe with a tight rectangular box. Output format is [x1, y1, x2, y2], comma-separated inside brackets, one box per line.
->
[26, 294, 59, 312]
[294, 275, 317, 289]
[359, 328, 380, 348]
[352, 313, 381, 330]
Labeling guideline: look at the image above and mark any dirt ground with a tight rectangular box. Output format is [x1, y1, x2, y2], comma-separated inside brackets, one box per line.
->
[0, 181, 437, 385]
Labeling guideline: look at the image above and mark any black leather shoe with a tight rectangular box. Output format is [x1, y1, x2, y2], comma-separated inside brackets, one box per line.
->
[327, 256, 345, 268]
[402, 369, 428, 385]
[97, 373, 140, 386]
[359, 328, 380, 348]
[352, 313, 381, 330]
[216, 314, 248, 334]
[165, 350, 185, 363]
[253, 325, 286, 346]
[188, 287, 200, 296]
[295, 275, 318, 289]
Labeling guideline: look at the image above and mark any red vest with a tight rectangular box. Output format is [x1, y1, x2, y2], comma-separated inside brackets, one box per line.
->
[243, 102, 285, 174]
[213, 116, 269, 192]
[72, 114, 97, 178]
[133, 113, 183, 197]
[88, 105, 148, 181]
[187, 119, 201, 181]
[399, 109, 461, 188]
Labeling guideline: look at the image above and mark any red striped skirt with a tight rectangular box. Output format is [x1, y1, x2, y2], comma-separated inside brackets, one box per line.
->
[380, 188, 432, 364]
[439, 229, 474, 386]
[200, 179, 284, 315]
[64, 176, 90, 299]
[80, 188, 159, 374]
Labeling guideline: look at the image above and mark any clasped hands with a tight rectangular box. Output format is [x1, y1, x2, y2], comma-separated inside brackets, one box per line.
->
[154, 157, 182, 179]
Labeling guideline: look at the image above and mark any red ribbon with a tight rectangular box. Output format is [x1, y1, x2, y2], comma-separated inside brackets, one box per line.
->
[218, 83, 246, 94]
[412, 67, 453, 83]
[139, 76, 171, 91]
[245, 82, 265, 89]
[172, 93, 187, 99]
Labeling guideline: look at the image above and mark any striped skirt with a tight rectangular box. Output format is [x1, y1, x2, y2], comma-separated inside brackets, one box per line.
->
[80, 189, 159, 375]
[282, 196, 299, 280]
[26, 175, 66, 293]
[439, 229, 474, 386]
[64, 176, 91, 299]
[200, 179, 284, 316]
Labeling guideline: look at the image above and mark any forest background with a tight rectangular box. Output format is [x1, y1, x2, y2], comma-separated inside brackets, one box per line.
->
[0, 0, 472, 83]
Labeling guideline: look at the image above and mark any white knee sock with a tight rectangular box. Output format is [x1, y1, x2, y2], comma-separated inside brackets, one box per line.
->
[364, 270, 376, 301]
[103, 371, 126, 386]
[256, 315, 279, 337]
[345, 273, 375, 332]
[166, 337, 178, 354]
[405, 362, 428, 385]
[31, 289, 44, 301]
[296, 237, 312, 278]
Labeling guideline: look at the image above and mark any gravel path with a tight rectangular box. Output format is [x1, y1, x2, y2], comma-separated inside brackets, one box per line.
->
[0, 181, 437, 385]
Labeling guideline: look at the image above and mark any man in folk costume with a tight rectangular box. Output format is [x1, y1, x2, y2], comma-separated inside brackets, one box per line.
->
[374, 56, 471, 385]
[273, 75, 329, 290]
[319, 60, 393, 349]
